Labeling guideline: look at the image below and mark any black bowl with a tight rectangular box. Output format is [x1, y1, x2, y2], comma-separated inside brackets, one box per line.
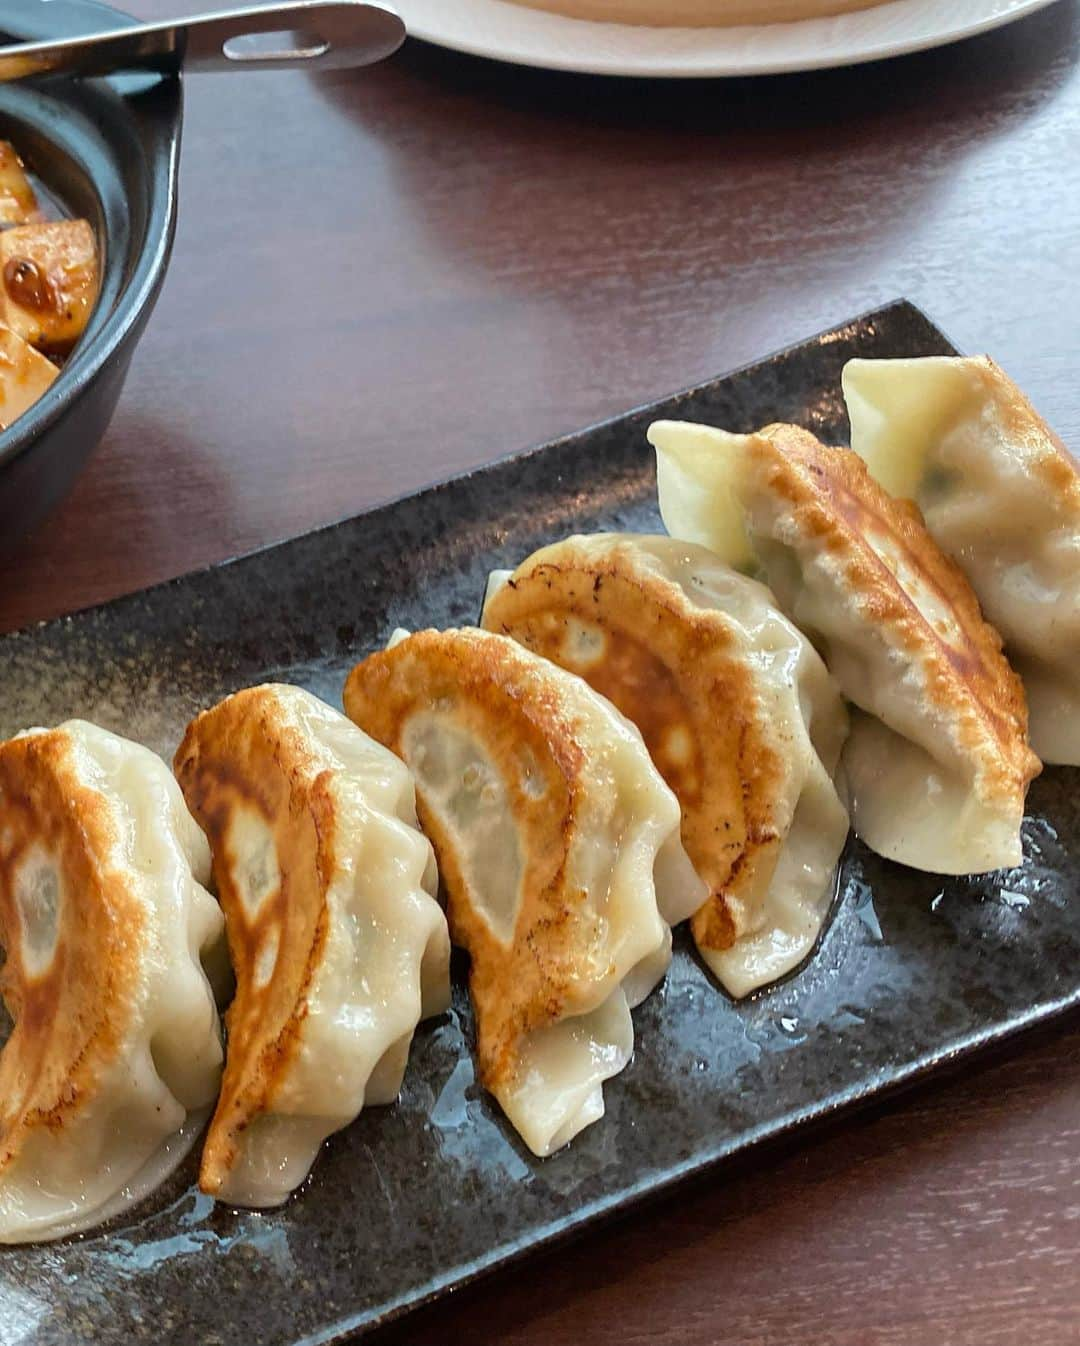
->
[0, 0, 180, 543]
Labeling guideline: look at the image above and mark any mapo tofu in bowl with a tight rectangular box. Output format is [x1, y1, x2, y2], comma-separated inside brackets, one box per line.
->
[0, 0, 180, 546]
[0, 141, 99, 433]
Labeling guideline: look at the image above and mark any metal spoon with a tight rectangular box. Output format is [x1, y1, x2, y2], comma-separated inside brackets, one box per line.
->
[0, 0, 406, 82]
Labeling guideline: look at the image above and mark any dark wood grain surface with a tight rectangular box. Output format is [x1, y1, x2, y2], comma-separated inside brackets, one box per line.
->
[6, 3, 1080, 1341]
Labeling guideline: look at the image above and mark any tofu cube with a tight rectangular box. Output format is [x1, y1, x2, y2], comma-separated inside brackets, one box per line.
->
[0, 220, 99, 353]
[0, 324, 58, 430]
[0, 142, 40, 227]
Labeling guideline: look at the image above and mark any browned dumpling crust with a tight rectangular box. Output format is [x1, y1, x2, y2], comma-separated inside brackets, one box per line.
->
[0, 730, 145, 1179]
[344, 627, 700, 1155]
[346, 630, 612, 1090]
[480, 534, 848, 988]
[652, 418, 1041, 874]
[752, 421, 1037, 795]
[488, 550, 763, 953]
[0, 721, 223, 1244]
[174, 683, 448, 1207]
[175, 690, 339, 1198]
[844, 354, 1080, 766]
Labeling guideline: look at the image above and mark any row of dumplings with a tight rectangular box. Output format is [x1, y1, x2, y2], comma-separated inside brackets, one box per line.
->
[1, 354, 1074, 1245]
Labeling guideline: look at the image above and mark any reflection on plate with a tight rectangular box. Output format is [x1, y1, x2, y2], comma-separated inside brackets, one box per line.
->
[398, 0, 1062, 76]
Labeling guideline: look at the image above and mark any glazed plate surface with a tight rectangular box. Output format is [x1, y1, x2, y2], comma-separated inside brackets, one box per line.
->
[1, 301, 1077, 1346]
[398, 0, 1063, 77]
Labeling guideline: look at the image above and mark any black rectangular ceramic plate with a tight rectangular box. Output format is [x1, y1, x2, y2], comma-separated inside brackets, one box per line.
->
[2, 300, 1078, 1346]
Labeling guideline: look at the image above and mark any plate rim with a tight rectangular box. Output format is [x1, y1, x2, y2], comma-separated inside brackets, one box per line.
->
[399, 0, 1063, 77]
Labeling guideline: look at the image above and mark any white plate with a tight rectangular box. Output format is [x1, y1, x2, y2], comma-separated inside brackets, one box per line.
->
[397, 0, 1062, 77]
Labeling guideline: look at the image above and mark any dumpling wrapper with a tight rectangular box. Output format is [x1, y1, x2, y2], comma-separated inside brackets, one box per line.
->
[651, 419, 1040, 876]
[344, 628, 704, 1157]
[174, 684, 450, 1208]
[844, 355, 1080, 765]
[0, 722, 224, 1244]
[481, 533, 849, 998]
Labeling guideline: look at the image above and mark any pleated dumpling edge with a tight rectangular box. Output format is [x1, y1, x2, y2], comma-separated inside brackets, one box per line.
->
[0, 721, 225, 1244]
[649, 418, 1040, 876]
[344, 627, 704, 1158]
[844, 354, 1080, 766]
[481, 532, 850, 999]
[174, 683, 450, 1209]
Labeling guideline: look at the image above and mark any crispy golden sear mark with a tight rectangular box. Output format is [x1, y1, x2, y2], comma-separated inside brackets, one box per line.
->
[0, 730, 143, 1173]
[345, 630, 593, 1092]
[174, 688, 336, 1197]
[750, 422, 1039, 793]
[482, 544, 781, 959]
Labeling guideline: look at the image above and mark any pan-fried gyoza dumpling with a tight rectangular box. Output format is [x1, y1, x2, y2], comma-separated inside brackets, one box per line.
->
[650, 420, 1041, 876]
[174, 685, 450, 1208]
[343, 629, 704, 1156]
[480, 534, 849, 998]
[844, 355, 1080, 765]
[0, 722, 225, 1244]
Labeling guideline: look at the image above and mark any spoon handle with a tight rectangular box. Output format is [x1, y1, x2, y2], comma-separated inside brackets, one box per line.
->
[0, 0, 405, 82]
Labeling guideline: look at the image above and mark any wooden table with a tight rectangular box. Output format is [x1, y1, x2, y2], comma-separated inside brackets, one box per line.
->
[6, 3, 1080, 1340]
